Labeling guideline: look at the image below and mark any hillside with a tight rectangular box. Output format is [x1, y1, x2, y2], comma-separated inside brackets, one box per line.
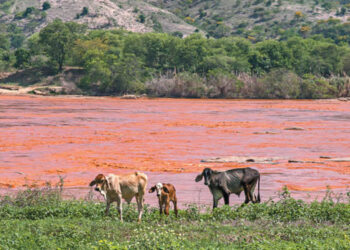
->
[145, 0, 350, 39]
[2, 0, 350, 39]
[0, 0, 198, 36]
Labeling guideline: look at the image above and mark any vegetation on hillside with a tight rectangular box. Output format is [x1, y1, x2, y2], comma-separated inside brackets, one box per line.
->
[146, 0, 350, 40]
[0, 184, 349, 248]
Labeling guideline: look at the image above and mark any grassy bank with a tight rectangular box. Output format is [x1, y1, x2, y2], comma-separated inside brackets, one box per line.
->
[0, 187, 350, 249]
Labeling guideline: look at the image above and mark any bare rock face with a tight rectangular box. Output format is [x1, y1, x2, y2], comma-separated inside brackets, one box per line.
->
[0, 0, 198, 36]
[201, 156, 282, 164]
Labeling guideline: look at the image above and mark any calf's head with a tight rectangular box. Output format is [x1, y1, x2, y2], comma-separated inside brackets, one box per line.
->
[195, 168, 213, 185]
[89, 174, 109, 199]
[148, 183, 169, 197]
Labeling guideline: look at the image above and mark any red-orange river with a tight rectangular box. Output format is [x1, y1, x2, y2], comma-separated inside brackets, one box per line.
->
[1, 96, 349, 207]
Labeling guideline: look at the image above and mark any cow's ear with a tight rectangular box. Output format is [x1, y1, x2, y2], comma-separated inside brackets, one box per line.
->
[195, 173, 203, 182]
[162, 186, 169, 193]
[148, 186, 156, 193]
[89, 180, 96, 186]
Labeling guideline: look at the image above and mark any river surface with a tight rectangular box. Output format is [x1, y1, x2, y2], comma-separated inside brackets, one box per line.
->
[1, 96, 349, 207]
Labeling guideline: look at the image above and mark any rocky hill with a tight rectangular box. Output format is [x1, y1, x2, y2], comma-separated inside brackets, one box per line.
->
[145, 0, 350, 39]
[0, 0, 198, 36]
[1, 0, 350, 39]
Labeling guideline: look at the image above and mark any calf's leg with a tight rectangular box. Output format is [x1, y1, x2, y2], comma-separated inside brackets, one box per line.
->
[173, 200, 178, 217]
[164, 198, 170, 216]
[158, 199, 163, 215]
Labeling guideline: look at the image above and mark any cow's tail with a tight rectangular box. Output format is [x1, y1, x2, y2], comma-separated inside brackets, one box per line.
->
[257, 175, 261, 203]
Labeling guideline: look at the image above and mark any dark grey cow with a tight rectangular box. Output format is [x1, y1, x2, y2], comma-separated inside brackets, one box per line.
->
[195, 167, 261, 208]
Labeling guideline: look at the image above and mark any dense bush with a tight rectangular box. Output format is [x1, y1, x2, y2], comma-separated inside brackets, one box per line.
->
[42, 2, 51, 11]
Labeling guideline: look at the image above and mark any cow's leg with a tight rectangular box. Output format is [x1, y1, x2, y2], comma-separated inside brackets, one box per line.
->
[211, 188, 222, 209]
[105, 199, 111, 216]
[116, 195, 123, 222]
[213, 196, 220, 209]
[250, 181, 257, 203]
[246, 184, 253, 202]
[243, 184, 250, 204]
[136, 194, 144, 223]
[223, 192, 230, 205]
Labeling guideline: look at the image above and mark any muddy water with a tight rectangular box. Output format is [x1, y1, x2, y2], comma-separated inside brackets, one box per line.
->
[1, 96, 349, 207]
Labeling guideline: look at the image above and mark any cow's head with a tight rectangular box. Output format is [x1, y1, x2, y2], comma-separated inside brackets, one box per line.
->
[89, 174, 110, 199]
[195, 168, 213, 185]
[148, 183, 169, 197]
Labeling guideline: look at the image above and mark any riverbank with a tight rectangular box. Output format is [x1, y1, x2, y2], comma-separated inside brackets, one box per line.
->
[1, 66, 350, 99]
[0, 186, 349, 249]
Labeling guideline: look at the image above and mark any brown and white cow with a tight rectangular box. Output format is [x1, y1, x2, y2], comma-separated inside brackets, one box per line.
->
[149, 183, 178, 217]
[89, 172, 148, 222]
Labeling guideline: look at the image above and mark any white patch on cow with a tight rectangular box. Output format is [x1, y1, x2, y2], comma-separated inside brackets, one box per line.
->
[100, 190, 107, 200]
[156, 183, 163, 196]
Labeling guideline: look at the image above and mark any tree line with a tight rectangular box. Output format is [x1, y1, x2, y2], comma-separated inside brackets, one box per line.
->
[2, 19, 350, 98]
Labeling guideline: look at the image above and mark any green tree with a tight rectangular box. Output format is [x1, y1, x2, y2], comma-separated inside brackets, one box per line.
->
[81, 7, 89, 16]
[14, 49, 31, 69]
[39, 19, 85, 72]
[138, 14, 145, 23]
[10, 33, 25, 49]
[42, 2, 51, 11]
[0, 34, 10, 50]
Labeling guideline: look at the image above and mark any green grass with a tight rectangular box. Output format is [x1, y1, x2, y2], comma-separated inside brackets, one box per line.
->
[0, 187, 350, 249]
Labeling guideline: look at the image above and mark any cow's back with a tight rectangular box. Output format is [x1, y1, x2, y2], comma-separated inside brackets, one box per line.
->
[119, 172, 148, 199]
[136, 172, 148, 194]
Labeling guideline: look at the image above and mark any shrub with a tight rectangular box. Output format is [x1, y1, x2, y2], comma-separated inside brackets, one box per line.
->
[42, 2, 51, 11]
[146, 72, 207, 98]
[138, 13, 145, 23]
[300, 74, 338, 98]
[259, 69, 301, 98]
[81, 7, 89, 16]
[206, 70, 243, 98]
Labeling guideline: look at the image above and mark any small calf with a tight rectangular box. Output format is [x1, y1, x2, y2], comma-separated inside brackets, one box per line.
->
[149, 183, 178, 217]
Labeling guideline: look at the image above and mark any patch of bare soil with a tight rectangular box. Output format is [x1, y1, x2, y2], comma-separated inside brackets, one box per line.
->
[0, 67, 84, 96]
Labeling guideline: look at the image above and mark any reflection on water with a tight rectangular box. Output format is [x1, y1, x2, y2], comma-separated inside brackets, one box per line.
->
[0, 96, 349, 206]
